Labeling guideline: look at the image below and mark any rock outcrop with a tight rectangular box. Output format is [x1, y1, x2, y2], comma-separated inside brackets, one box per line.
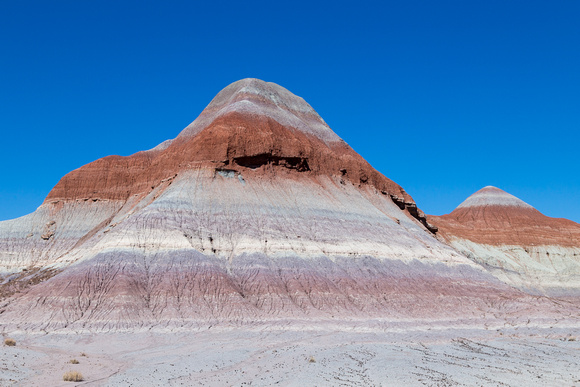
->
[0, 81, 574, 330]
[431, 186, 580, 296]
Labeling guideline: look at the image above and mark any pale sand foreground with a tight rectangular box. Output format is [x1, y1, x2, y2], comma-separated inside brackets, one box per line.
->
[2, 325, 580, 386]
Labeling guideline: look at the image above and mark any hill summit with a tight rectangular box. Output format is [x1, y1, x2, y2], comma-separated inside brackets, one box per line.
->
[456, 186, 534, 210]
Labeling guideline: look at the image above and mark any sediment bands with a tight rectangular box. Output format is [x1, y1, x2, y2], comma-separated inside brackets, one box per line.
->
[433, 206, 580, 247]
[46, 112, 411, 205]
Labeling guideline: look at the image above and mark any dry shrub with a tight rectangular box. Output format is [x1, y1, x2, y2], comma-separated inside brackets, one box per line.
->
[80, 352, 88, 357]
[69, 359, 79, 364]
[309, 356, 316, 363]
[4, 338, 16, 346]
[63, 371, 83, 382]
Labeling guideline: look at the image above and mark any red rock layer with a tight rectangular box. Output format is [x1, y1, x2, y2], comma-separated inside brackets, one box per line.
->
[432, 194, 580, 247]
[47, 114, 410, 203]
[45, 80, 435, 227]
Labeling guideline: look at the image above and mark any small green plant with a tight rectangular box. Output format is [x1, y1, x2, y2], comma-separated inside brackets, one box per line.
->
[69, 359, 79, 364]
[63, 371, 83, 382]
[4, 338, 16, 346]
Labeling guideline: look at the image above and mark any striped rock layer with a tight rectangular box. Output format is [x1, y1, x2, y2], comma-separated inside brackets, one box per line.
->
[431, 186, 580, 297]
[0, 80, 574, 330]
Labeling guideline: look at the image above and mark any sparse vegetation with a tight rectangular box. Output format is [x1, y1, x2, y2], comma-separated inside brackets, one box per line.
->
[69, 359, 79, 364]
[4, 338, 16, 346]
[309, 356, 316, 363]
[568, 337, 576, 341]
[63, 371, 84, 382]
[80, 352, 88, 357]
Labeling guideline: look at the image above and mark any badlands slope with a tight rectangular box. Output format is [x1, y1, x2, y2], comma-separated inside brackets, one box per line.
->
[0, 79, 579, 385]
[431, 186, 580, 297]
[0, 78, 564, 330]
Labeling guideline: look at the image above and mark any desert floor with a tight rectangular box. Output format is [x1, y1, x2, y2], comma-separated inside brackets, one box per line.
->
[2, 324, 580, 386]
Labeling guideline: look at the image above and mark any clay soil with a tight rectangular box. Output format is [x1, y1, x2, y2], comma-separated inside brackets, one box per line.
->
[2, 323, 580, 386]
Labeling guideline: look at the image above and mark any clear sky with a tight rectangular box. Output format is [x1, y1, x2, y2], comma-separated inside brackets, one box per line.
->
[1, 1, 579, 222]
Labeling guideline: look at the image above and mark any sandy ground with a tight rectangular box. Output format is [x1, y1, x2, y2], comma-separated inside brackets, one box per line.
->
[2, 325, 580, 386]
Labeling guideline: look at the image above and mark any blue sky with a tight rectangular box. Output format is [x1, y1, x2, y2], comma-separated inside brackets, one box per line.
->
[1, 1, 579, 222]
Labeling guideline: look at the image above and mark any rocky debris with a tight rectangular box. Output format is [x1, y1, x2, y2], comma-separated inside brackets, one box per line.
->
[425, 222, 438, 233]
[385, 193, 437, 234]
[389, 194, 406, 210]
[40, 221, 56, 240]
[40, 232, 53, 241]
